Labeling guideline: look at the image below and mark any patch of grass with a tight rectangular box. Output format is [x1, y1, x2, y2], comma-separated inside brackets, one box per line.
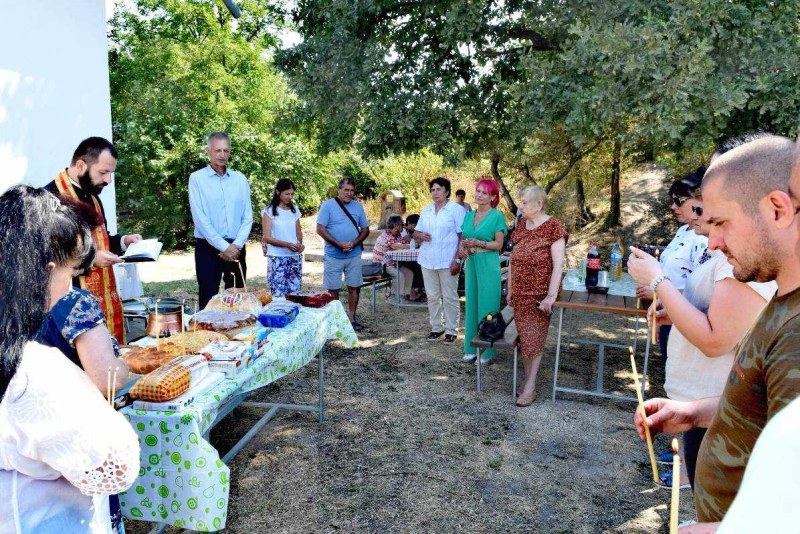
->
[487, 456, 503, 470]
[142, 279, 198, 298]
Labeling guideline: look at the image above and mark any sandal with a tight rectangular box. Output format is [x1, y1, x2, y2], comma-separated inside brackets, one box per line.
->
[516, 390, 537, 407]
[656, 470, 691, 490]
[656, 450, 674, 465]
[350, 321, 365, 332]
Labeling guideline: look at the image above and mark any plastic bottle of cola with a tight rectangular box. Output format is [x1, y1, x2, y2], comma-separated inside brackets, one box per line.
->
[586, 245, 601, 287]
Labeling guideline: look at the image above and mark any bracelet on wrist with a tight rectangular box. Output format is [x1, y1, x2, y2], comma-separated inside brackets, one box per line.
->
[650, 273, 669, 294]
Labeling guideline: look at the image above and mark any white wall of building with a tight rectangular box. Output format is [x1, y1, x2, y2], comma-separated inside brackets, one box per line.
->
[0, 0, 117, 231]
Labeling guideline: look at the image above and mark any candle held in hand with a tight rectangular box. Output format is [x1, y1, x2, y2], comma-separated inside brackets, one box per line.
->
[670, 438, 680, 534]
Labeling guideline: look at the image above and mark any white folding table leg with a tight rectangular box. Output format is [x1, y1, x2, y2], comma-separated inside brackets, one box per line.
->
[551, 307, 565, 401]
[566, 308, 575, 346]
[318, 348, 325, 423]
[476, 348, 482, 392]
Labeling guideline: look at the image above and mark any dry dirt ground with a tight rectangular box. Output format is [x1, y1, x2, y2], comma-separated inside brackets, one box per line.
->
[128, 166, 694, 533]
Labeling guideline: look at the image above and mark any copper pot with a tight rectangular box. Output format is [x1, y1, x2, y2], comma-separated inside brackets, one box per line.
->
[146, 310, 185, 337]
[122, 297, 188, 337]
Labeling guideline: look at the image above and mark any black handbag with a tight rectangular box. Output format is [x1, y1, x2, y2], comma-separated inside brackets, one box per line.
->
[477, 311, 507, 342]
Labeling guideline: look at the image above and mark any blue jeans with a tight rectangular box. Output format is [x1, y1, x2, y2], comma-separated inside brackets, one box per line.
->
[683, 426, 707, 490]
[658, 324, 672, 361]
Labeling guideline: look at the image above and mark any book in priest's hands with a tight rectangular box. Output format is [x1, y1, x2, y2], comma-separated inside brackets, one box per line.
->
[121, 238, 163, 262]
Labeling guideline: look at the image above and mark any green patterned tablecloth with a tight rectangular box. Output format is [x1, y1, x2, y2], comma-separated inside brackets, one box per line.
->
[120, 301, 357, 531]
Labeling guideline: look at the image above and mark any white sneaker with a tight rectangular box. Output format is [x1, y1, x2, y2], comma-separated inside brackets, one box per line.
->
[462, 353, 477, 362]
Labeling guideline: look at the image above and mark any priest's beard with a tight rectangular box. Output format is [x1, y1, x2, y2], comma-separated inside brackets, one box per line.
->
[78, 168, 104, 196]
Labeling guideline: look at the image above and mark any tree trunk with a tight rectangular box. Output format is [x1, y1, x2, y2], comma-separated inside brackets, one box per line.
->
[490, 155, 518, 215]
[604, 139, 622, 228]
[575, 178, 595, 228]
[521, 163, 535, 185]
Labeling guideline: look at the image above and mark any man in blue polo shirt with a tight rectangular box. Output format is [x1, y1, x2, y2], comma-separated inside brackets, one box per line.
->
[316, 177, 370, 330]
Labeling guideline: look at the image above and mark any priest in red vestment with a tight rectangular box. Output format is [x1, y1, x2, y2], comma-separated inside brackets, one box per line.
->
[45, 137, 141, 343]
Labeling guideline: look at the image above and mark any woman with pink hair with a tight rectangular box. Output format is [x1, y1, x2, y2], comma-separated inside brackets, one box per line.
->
[459, 178, 508, 363]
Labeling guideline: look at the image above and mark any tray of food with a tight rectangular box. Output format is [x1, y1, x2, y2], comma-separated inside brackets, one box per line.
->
[159, 329, 229, 353]
[123, 343, 187, 375]
[190, 309, 256, 334]
[285, 291, 334, 308]
[224, 287, 273, 306]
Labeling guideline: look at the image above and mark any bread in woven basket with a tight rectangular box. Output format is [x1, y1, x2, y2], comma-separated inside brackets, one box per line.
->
[123, 343, 186, 374]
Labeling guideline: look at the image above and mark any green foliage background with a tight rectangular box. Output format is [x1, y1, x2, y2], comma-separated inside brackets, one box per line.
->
[109, 0, 800, 246]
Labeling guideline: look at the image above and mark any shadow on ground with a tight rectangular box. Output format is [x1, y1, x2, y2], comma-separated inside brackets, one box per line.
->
[128, 281, 692, 534]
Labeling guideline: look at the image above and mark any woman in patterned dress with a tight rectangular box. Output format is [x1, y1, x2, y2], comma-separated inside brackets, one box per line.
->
[262, 179, 305, 297]
[508, 186, 568, 407]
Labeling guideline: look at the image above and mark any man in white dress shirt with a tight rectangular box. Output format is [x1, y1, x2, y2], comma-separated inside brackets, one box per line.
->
[189, 132, 254, 309]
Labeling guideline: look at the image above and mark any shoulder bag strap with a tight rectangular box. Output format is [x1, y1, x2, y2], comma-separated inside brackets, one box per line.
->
[333, 197, 364, 250]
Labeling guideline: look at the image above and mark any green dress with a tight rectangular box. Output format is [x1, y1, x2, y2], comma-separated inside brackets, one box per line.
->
[461, 208, 508, 358]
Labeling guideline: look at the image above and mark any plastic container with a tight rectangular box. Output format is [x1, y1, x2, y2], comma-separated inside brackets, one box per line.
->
[609, 243, 623, 281]
[586, 245, 601, 287]
[257, 303, 300, 328]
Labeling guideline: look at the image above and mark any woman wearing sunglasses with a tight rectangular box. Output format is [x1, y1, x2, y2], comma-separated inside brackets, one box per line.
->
[635, 169, 709, 361]
[628, 180, 776, 492]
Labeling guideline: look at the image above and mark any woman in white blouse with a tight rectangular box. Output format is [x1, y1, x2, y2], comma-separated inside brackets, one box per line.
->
[636, 169, 709, 360]
[261, 178, 305, 297]
[414, 177, 466, 344]
[0, 186, 139, 533]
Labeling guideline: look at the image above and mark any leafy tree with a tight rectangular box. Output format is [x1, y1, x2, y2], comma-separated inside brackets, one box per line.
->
[279, 0, 800, 227]
[109, 0, 339, 247]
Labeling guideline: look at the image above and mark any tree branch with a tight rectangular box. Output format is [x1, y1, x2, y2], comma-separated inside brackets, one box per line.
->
[490, 26, 556, 51]
[544, 139, 603, 193]
[478, 44, 549, 58]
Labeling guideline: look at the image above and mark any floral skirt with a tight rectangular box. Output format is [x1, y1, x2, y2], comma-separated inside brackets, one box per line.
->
[267, 255, 303, 297]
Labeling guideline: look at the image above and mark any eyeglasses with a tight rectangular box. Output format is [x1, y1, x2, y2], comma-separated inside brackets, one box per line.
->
[691, 205, 703, 216]
[671, 195, 689, 207]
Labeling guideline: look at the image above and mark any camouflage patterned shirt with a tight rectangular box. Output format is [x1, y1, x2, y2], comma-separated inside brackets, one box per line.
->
[694, 286, 800, 521]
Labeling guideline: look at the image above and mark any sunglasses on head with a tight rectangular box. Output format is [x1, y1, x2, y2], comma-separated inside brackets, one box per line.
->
[691, 205, 703, 216]
[671, 195, 690, 207]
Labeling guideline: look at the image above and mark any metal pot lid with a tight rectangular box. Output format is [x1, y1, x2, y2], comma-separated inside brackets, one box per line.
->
[122, 297, 186, 314]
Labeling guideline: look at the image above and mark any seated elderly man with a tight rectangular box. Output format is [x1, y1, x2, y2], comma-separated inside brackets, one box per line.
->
[373, 214, 424, 302]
